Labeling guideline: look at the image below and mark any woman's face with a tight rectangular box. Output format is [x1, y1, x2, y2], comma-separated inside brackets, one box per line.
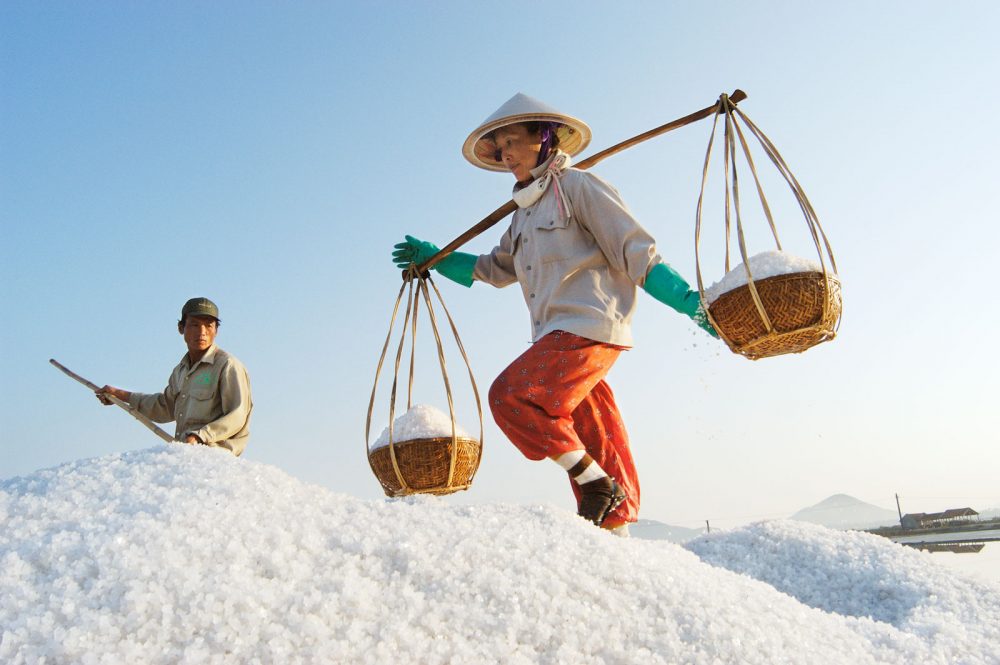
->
[492, 124, 542, 183]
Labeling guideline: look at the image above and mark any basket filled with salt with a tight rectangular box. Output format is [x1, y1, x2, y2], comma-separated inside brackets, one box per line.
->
[366, 267, 484, 497]
[694, 93, 841, 360]
[368, 404, 481, 497]
[703, 251, 841, 360]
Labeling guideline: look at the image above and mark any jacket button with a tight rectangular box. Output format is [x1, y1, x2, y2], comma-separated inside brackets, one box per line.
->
[530, 293, 535, 298]
[526, 210, 531, 216]
[526, 265, 531, 270]
[548, 221, 553, 226]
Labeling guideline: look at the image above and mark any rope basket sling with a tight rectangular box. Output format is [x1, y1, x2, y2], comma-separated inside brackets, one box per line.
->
[365, 266, 484, 497]
[695, 94, 842, 360]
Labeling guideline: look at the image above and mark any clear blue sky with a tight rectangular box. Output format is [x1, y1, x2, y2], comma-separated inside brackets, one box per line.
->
[3, 1, 998, 527]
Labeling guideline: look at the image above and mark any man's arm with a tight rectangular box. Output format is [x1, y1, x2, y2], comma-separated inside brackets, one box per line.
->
[99, 383, 176, 423]
[128, 382, 177, 423]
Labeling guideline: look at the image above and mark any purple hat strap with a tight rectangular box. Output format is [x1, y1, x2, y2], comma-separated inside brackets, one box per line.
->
[535, 122, 560, 167]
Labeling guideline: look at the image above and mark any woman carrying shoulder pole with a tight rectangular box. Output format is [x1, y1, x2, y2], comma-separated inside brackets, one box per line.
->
[393, 93, 716, 535]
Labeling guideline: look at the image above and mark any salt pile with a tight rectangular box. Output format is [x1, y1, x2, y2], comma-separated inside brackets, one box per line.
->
[704, 250, 829, 304]
[371, 403, 472, 449]
[2, 446, 999, 664]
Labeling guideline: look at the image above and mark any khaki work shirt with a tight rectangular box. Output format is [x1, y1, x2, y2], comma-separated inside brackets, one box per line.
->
[130, 345, 252, 455]
[474, 161, 662, 346]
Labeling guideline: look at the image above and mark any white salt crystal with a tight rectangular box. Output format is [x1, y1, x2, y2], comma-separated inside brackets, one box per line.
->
[371, 404, 473, 449]
[703, 250, 831, 304]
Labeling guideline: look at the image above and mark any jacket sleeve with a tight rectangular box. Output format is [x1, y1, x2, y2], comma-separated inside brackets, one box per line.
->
[473, 222, 519, 288]
[129, 378, 178, 423]
[567, 171, 661, 286]
[189, 359, 252, 445]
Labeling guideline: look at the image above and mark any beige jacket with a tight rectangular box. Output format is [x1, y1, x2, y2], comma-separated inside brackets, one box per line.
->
[474, 158, 662, 346]
[130, 345, 252, 455]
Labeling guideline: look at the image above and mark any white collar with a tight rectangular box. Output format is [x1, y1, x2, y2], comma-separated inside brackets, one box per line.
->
[512, 150, 573, 221]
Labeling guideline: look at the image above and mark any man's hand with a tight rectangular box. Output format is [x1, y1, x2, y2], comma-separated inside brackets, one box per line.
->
[96, 385, 131, 406]
[184, 434, 204, 445]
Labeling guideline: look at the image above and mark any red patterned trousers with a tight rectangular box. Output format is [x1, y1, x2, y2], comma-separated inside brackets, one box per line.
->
[488, 330, 639, 527]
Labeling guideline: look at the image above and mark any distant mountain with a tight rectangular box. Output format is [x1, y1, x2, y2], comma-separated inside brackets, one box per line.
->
[790, 494, 898, 530]
[630, 519, 705, 543]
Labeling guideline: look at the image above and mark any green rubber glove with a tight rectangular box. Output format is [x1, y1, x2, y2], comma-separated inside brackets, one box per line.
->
[642, 263, 719, 338]
[392, 235, 476, 288]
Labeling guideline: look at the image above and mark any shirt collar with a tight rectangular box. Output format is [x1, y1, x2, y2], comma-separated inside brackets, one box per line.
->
[180, 344, 219, 371]
[513, 149, 565, 194]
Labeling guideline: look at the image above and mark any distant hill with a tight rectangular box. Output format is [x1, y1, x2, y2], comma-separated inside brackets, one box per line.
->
[630, 519, 705, 543]
[790, 494, 898, 530]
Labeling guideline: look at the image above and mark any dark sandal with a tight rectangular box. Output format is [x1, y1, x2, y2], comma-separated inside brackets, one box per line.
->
[598, 480, 626, 526]
[577, 477, 627, 526]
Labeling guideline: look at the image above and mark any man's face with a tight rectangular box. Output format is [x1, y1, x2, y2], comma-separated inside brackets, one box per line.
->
[493, 123, 542, 183]
[182, 315, 218, 355]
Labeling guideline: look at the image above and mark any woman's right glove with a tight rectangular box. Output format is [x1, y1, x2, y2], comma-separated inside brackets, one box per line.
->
[642, 263, 719, 338]
[392, 235, 476, 287]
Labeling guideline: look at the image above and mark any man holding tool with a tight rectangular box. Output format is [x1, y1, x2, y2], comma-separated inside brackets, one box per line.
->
[97, 297, 253, 456]
[392, 93, 717, 534]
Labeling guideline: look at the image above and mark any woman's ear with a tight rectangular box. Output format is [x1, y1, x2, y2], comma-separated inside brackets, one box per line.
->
[177, 320, 184, 334]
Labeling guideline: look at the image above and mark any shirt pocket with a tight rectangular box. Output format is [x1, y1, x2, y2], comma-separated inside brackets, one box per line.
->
[534, 215, 581, 264]
[186, 384, 217, 421]
[189, 384, 216, 400]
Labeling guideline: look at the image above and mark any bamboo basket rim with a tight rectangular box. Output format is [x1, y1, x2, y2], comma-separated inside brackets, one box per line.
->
[368, 435, 482, 452]
[707, 269, 840, 304]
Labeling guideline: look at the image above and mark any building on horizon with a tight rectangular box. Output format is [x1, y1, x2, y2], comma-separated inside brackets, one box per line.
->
[901, 507, 979, 530]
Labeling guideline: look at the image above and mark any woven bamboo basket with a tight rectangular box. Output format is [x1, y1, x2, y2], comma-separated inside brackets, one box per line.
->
[695, 94, 841, 360]
[369, 436, 482, 497]
[707, 271, 841, 360]
[366, 267, 484, 498]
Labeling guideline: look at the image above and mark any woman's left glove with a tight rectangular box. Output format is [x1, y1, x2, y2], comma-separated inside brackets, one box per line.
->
[392, 235, 476, 288]
[642, 263, 719, 338]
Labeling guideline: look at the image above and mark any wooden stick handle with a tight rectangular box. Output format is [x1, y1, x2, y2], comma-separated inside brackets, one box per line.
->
[50, 358, 175, 443]
[50, 358, 103, 391]
[416, 89, 747, 273]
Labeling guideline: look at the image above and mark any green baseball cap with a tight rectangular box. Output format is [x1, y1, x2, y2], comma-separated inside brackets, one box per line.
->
[181, 297, 220, 322]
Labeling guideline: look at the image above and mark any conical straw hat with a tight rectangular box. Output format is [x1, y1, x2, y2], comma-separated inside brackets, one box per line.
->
[462, 93, 592, 172]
